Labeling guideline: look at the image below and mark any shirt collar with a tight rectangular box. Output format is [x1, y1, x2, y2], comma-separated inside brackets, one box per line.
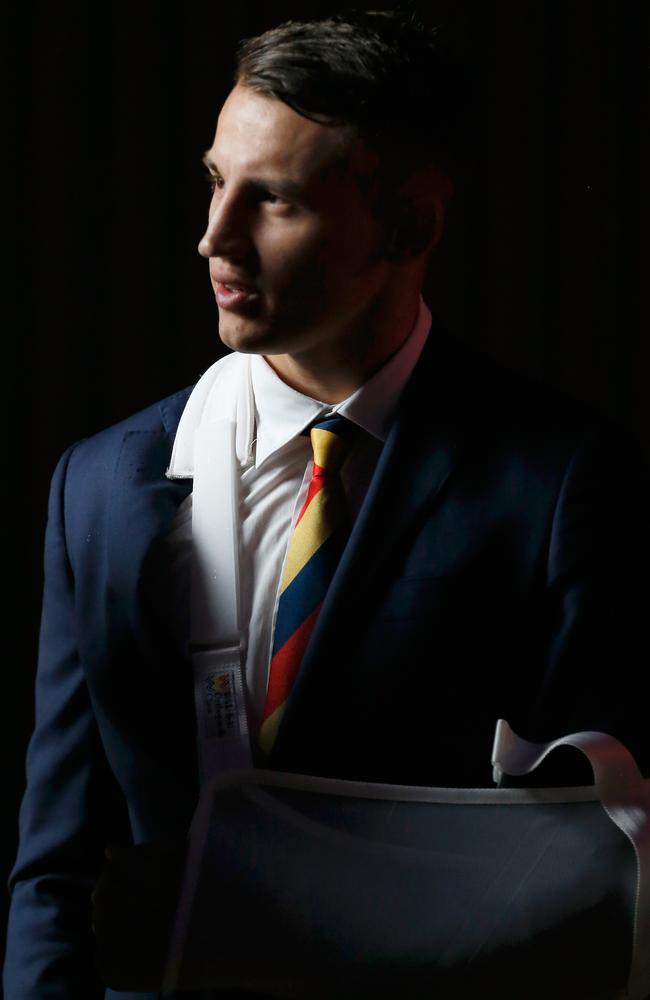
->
[251, 295, 432, 468]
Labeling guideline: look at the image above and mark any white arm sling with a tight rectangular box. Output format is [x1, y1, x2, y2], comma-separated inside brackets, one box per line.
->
[167, 352, 256, 780]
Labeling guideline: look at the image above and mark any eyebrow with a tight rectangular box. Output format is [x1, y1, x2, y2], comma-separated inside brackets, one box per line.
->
[201, 151, 304, 198]
[202, 152, 220, 172]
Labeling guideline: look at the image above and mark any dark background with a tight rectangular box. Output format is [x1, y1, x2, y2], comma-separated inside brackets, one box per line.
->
[3, 0, 649, 974]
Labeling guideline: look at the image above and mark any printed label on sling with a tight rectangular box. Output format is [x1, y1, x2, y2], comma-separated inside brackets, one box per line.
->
[203, 665, 240, 739]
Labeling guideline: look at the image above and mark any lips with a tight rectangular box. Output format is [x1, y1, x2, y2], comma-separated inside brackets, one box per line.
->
[214, 281, 260, 312]
[219, 280, 253, 292]
[212, 271, 258, 292]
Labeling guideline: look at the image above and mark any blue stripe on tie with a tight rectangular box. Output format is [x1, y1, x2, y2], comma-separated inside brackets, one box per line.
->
[302, 415, 357, 442]
[272, 529, 347, 655]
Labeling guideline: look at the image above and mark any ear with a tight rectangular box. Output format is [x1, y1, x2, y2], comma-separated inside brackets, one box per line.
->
[379, 166, 453, 262]
[381, 200, 442, 260]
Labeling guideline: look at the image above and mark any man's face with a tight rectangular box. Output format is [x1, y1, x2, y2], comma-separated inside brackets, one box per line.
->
[198, 83, 391, 359]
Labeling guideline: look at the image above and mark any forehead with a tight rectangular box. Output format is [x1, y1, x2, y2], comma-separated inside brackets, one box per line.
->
[209, 83, 377, 187]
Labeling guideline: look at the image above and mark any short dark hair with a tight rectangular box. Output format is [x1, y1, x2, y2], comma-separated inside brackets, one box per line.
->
[234, 8, 469, 186]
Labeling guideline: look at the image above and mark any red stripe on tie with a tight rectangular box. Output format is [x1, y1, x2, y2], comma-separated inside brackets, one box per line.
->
[262, 603, 322, 721]
[296, 464, 326, 525]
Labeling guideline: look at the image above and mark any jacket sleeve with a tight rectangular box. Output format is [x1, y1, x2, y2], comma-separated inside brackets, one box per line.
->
[3, 442, 113, 1000]
[529, 420, 650, 779]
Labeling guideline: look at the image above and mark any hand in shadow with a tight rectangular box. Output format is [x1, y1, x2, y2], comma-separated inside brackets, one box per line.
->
[92, 837, 186, 991]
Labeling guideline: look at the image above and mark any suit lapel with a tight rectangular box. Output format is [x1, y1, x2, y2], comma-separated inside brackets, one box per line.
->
[271, 331, 469, 760]
[107, 396, 193, 648]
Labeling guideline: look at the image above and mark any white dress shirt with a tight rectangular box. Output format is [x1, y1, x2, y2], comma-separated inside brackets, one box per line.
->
[153, 298, 432, 730]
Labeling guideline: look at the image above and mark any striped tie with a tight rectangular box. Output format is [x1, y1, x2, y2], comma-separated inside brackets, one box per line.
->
[258, 416, 355, 756]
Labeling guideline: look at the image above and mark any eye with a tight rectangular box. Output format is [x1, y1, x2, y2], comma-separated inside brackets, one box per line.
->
[255, 188, 285, 206]
[204, 171, 224, 193]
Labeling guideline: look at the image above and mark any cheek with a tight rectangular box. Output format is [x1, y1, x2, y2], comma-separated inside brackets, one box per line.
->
[317, 184, 385, 265]
[260, 221, 331, 294]
[255, 207, 383, 311]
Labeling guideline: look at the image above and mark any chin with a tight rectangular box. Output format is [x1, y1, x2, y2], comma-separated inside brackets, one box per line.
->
[217, 311, 275, 354]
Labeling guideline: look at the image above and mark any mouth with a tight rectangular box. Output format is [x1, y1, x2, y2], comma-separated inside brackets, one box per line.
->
[214, 281, 260, 312]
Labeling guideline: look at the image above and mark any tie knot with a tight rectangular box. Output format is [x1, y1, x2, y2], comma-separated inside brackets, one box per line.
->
[307, 415, 355, 474]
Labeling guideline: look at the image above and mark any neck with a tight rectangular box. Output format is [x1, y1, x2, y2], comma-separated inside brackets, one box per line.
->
[263, 290, 422, 404]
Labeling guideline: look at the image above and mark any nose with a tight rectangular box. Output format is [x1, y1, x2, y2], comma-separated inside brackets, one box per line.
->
[197, 191, 251, 259]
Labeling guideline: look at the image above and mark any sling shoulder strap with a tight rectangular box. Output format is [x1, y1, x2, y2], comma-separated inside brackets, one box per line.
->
[493, 719, 650, 1000]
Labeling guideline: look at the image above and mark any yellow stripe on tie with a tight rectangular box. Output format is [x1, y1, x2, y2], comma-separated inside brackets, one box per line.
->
[280, 488, 342, 592]
[258, 702, 286, 756]
[311, 427, 348, 470]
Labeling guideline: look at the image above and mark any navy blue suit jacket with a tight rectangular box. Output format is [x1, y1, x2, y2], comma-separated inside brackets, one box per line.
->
[5, 330, 650, 999]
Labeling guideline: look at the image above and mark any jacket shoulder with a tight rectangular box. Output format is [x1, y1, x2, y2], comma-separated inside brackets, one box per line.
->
[429, 331, 640, 456]
[59, 384, 195, 493]
[95, 384, 195, 440]
[78, 386, 194, 453]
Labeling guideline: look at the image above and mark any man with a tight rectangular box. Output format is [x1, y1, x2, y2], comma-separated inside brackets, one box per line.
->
[5, 9, 649, 999]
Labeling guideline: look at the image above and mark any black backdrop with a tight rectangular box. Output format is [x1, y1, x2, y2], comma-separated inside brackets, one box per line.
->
[3, 0, 649, 974]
